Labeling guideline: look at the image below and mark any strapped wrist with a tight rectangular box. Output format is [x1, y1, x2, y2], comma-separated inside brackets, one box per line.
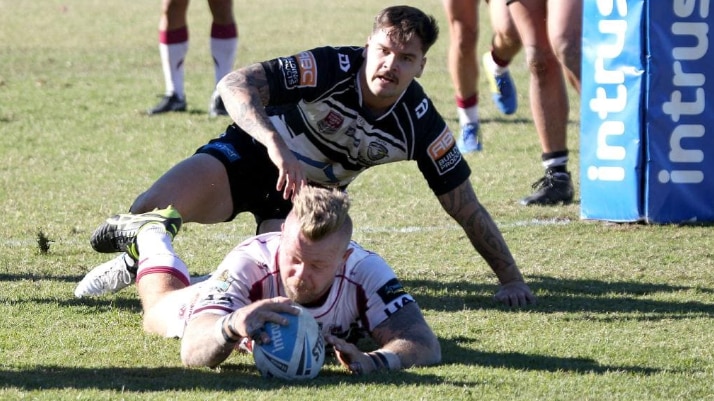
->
[216, 314, 240, 344]
[367, 349, 402, 371]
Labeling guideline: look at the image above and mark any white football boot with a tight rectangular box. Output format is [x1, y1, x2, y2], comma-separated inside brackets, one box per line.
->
[74, 253, 135, 298]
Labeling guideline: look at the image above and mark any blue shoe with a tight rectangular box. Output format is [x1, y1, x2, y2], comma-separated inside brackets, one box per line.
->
[456, 122, 482, 153]
[482, 52, 517, 115]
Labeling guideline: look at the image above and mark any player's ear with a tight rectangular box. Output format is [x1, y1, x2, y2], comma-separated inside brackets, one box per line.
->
[341, 248, 354, 264]
[415, 56, 426, 78]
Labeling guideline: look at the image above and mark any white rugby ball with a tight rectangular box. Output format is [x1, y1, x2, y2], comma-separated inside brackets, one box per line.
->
[252, 307, 325, 380]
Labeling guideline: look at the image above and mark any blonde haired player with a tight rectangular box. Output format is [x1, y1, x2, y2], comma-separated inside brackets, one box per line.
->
[91, 186, 440, 374]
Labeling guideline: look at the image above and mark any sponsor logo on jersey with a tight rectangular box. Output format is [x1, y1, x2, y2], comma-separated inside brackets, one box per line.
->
[376, 278, 407, 304]
[211, 269, 233, 292]
[279, 51, 318, 88]
[428, 127, 461, 175]
[317, 110, 345, 135]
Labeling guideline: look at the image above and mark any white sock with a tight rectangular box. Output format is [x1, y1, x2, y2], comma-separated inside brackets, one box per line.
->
[211, 37, 238, 85]
[484, 52, 509, 76]
[135, 224, 190, 283]
[457, 105, 479, 127]
[159, 41, 188, 98]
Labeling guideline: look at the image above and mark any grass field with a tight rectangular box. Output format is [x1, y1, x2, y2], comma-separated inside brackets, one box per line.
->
[1, 1, 713, 400]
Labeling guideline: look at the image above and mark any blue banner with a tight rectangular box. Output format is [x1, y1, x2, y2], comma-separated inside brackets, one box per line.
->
[580, 0, 646, 221]
[580, 0, 713, 223]
[644, 2, 714, 223]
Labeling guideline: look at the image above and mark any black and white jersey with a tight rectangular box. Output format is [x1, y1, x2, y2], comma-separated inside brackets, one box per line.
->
[261, 46, 471, 195]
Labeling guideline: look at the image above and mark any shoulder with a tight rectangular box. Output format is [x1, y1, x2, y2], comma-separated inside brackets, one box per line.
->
[344, 242, 397, 283]
[309, 46, 364, 73]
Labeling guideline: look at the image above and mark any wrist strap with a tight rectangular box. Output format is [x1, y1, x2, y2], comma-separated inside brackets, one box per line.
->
[367, 350, 402, 371]
[217, 315, 240, 344]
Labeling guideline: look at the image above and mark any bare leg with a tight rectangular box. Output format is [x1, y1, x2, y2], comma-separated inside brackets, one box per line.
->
[547, 0, 582, 93]
[488, 0, 521, 62]
[509, 0, 568, 154]
[131, 153, 234, 224]
[443, 0, 480, 103]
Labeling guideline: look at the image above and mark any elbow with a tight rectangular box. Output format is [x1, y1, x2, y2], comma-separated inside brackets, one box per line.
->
[180, 347, 201, 368]
[180, 343, 219, 369]
[423, 336, 442, 366]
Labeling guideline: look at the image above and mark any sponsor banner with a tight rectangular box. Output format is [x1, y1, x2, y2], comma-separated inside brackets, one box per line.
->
[580, 0, 713, 223]
[644, 2, 713, 223]
[580, 0, 645, 221]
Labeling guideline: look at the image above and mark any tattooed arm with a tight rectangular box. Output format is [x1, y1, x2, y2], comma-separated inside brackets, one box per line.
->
[437, 180, 537, 306]
[326, 302, 441, 374]
[216, 64, 305, 199]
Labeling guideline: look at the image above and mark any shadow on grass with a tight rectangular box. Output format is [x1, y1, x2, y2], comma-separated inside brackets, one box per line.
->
[0, 340, 663, 394]
[0, 363, 449, 392]
[405, 275, 714, 319]
[0, 272, 85, 283]
[440, 336, 662, 375]
[1, 272, 712, 319]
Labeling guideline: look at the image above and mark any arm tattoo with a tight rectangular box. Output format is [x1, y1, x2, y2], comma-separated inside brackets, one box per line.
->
[222, 64, 276, 145]
[437, 181, 523, 283]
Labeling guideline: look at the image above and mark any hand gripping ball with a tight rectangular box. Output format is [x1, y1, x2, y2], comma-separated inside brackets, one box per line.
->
[252, 307, 325, 380]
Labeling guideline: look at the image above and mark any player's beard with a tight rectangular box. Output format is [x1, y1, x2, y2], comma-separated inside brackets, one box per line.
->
[285, 278, 315, 304]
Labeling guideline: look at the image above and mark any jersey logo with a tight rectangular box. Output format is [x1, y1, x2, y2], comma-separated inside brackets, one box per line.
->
[367, 142, 389, 161]
[415, 98, 429, 119]
[279, 51, 318, 88]
[428, 127, 462, 175]
[317, 110, 344, 135]
[376, 278, 407, 304]
[338, 53, 351, 72]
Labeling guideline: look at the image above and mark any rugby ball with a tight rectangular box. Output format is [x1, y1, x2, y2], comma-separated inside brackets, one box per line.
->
[252, 307, 325, 380]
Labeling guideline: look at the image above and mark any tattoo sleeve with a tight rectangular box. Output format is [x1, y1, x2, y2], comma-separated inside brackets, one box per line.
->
[436, 180, 524, 284]
[217, 64, 282, 147]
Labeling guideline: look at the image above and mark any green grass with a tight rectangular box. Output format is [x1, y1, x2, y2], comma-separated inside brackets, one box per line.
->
[1, 1, 713, 400]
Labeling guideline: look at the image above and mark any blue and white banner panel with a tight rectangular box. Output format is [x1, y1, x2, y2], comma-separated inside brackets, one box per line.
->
[644, 1, 714, 223]
[580, 0, 646, 221]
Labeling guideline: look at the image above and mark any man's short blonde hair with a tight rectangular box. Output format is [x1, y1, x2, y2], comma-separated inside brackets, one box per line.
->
[291, 186, 351, 241]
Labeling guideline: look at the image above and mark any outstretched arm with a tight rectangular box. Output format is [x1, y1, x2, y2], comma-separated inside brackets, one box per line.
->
[326, 302, 441, 374]
[216, 64, 305, 199]
[180, 297, 299, 368]
[437, 179, 536, 307]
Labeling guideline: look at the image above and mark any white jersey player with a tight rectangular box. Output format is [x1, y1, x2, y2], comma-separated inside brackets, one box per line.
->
[165, 234, 415, 344]
[94, 186, 441, 375]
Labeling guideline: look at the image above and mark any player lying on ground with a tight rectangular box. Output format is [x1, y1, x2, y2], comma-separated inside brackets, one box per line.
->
[91, 185, 441, 373]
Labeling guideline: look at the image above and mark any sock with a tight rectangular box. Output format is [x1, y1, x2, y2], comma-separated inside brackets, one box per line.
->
[134, 224, 190, 286]
[210, 22, 238, 85]
[541, 150, 569, 173]
[456, 95, 479, 126]
[488, 49, 510, 76]
[159, 27, 189, 99]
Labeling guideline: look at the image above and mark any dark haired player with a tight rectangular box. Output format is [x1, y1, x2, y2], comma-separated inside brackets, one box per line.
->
[77, 5, 536, 308]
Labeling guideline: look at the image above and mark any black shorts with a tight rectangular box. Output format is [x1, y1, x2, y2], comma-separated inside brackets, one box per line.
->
[194, 124, 293, 228]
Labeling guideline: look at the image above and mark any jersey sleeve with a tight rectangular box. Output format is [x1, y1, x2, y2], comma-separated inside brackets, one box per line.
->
[188, 240, 277, 319]
[350, 251, 417, 332]
[412, 95, 472, 195]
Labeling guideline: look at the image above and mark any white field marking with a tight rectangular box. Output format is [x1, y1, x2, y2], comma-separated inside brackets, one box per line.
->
[355, 218, 572, 234]
[5, 219, 573, 248]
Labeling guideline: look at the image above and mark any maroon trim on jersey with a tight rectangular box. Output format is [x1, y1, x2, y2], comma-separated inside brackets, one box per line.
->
[136, 266, 189, 287]
[211, 22, 237, 39]
[159, 27, 189, 44]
